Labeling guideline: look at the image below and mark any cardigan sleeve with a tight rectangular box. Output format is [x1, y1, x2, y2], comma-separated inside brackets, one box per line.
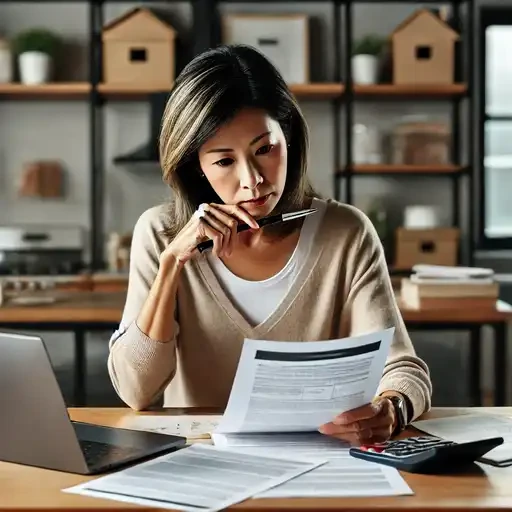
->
[107, 208, 178, 411]
[341, 209, 433, 422]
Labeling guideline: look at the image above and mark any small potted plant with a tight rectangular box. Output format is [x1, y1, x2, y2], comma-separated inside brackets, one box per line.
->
[352, 35, 385, 85]
[12, 28, 60, 85]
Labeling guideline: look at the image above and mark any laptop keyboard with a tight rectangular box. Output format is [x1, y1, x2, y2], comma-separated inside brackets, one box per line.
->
[79, 439, 142, 467]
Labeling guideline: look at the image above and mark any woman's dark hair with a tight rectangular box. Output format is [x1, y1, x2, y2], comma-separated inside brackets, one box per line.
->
[159, 44, 316, 238]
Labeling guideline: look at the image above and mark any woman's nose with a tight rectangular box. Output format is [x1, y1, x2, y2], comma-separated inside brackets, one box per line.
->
[239, 160, 263, 190]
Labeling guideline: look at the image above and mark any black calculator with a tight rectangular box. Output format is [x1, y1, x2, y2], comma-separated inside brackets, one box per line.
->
[349, 435, 504, 474]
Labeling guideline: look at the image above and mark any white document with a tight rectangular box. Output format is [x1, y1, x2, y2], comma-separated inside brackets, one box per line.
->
[64, 444, 325, 512]
[212, 432, 413, 498]
[411, 264, 494, 279]
[118, 415, 222, 440]
[216, 328, 394, 434]
[413, 413, 512, 465]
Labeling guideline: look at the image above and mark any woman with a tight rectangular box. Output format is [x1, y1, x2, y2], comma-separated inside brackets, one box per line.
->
[108, 44, 432, 446]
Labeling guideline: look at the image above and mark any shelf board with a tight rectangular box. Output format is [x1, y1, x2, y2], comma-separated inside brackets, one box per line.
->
[0, 82, 91, 99]
[290, 83, 344, 99]
[97, 83, 173, 99]
[353, 83, 467, 97]
[98, 82, 345, 100]
[0, 82, 466, 101]
[339, 164, 465, 175]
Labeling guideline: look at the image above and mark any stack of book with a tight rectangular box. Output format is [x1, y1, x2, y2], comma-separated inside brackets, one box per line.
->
[400, 264, 499, 310]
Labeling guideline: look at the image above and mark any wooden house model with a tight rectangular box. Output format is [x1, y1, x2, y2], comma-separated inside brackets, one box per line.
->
[391, 9, 459, 85]
[102, 7, 176, 87]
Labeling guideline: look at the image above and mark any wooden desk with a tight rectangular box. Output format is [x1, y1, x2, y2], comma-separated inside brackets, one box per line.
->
[1, 407, 512, 511]
[400, 299, 512, 408]
[0, 292, 510, 407]
[1, 290, 508, 326]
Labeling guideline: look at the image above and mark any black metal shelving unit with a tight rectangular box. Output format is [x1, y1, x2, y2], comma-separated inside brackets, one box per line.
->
[3, 0, 475, 271]
[88, 1, 104, 273]
[335, 0, 475, 269]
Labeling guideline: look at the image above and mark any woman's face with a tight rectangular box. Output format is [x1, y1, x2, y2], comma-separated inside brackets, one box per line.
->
[198, 107, 287, 218]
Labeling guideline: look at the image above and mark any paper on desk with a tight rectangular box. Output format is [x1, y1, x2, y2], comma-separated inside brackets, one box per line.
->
[212, 432, 413, 498]
[216, 328, 394, 434]
[63, 443, 325, 512]
[118, 415, 222, 440]
[413, 413, 512, 465]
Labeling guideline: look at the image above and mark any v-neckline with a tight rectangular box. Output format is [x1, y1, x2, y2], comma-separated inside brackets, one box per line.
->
[194, 198, 326, 338]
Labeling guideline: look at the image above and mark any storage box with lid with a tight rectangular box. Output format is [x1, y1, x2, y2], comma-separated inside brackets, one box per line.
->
[394, 227, 459, 270]
[391, 117, 451, 165]
[222, 14, 309, 85]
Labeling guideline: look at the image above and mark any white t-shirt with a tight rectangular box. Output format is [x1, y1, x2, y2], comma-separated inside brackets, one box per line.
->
[206, 198, 326, 326]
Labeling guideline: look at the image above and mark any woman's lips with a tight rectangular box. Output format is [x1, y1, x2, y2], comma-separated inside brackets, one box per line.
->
[240, 193, 271, 207]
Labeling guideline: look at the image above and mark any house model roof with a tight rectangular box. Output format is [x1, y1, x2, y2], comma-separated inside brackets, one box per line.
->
[391, 8, 459, 40]
[102, 7, 176, 39]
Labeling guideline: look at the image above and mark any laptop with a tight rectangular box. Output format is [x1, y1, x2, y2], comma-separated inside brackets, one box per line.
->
[0, 331, 186, 475]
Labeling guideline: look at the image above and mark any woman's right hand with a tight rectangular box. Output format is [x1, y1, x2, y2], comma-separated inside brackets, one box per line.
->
[162, 203, 260, 265]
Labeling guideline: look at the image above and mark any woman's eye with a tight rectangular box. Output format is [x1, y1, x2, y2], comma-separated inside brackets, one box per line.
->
[256, 144, 274, 155]
[214, 157, 234, 167]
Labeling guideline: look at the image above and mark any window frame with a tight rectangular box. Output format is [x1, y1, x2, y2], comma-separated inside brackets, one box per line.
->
[478, 7, 512, 250]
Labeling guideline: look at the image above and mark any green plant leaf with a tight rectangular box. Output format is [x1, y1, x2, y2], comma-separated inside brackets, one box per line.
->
[352, 35, 386, 56]
[12, 28, 61, 57]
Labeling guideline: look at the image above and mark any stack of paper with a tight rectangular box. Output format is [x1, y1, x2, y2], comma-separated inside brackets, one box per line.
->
[410, 264, 495, 283]
[413, 412, 512, 467]
[213, 432, 413, 498]
[64, 444, 325, 511]
[401, 265, 499, 309]
[211, 328, 413, 498]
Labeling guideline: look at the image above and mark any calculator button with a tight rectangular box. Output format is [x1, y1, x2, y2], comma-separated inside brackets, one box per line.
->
[380, 437, 456, 457]
[382, 449, 413, 457]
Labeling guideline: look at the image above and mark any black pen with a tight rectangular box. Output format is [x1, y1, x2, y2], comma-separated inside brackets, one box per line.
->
[196, 208, 318, 253]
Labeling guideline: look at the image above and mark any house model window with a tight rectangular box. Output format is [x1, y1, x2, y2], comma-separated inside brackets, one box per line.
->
[416, 46, 432, 60]
[130, 48, 147, 62]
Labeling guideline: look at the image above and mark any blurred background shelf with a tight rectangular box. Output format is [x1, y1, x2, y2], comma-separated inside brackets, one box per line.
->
[0, 82, 346, 101]
[0, 82, 90, 99]
[352, 83, 468, 97]
[338, 164, 466, 175]
[0, 83, 467, 101]
[97, 83, 171, 100]
[97, 82, 345, 100]
[289, 83, 344, 99]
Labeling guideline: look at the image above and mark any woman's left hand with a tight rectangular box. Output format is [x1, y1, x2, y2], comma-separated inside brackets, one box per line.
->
[318, 397, 396, 446]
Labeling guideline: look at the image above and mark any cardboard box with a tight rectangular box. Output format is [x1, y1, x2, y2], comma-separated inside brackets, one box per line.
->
[395, 227, 459, 270]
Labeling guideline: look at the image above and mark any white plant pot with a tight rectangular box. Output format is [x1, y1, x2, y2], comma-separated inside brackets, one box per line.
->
[19, 51, 51, 85]
[0, 48, 13, 83]
[352, 54, 378, 85]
